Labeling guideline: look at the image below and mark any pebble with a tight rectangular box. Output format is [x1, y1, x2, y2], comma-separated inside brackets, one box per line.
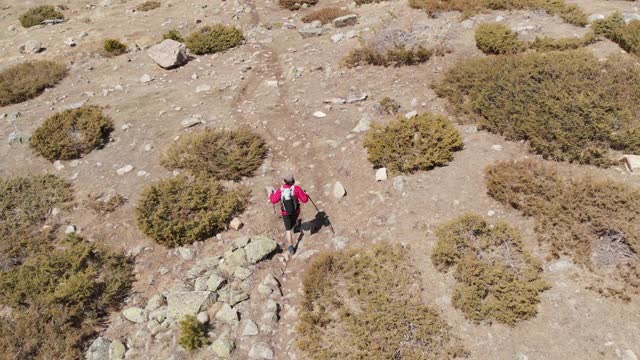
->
[313, 111, 326, 118]
[375, 167, 387, 182]
[491, 144, 503, 151]
[53, 160, 65, 171]
[195, 84, 211, 93]
[116, 165, 134, 175]
[140, 74, 152, 83]
[404, 110, 417, 119]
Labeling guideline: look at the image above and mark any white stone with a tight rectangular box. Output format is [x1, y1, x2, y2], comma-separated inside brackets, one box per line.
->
[547, 259, 574, 273]
[404, 110, 417, 119]
[109, 339, 126, 359]
[19, 40, 43, 54]
[196, 311, 209, 324]
[331, 33, 344, 43]
[180, 117, 203, 128]
[487, 210, 496, 217]
[65, 225, 76, 234]
[207, 273, 226, 291]
[622, 350, 638, 360]
[195, 84, 211, 93]
[333, 181, 346, 199]
[375, 168, 387, 181]
[53, 160, 65, 171]
[178, 247, 194, 260]
[313, 111, 326, 118]
[116, 165, 133, 175]
[249, 343, 274, 359]
[215, 303, 239, 325]
[147, 39, 188, 69]
[491, 144, 503, 151]
[122, 307, 148, 323]
[495, 15, 506, 22]
[623, 154, 640, 172]
[230, 217, 243, 230]
[64, 38, 77, 47]
[242, 320, 259, 336]
[140, 74, 152, 83]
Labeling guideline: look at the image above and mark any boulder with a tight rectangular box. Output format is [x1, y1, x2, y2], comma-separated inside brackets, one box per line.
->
[225, 248, 248, 267]
[109, 340, 126, 360]
[249, 343, 274, 359]
[333, 14, 358, 28]
[244, 236, 277, 264]
[166, 291, 215, 320]
[86, 337, 110, 360]
[147, 39, 188, 69]
[19, 40, 43, 54]
[215, 303, 239, 325]
[211, 337, 235, 358]
[122, 307, 148, 323]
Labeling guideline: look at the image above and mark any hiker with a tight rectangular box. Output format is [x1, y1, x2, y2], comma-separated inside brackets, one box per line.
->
[269, 172, 308, 256]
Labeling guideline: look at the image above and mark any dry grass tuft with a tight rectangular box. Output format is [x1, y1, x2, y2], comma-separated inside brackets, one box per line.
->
[279, 0, 319, 10]
[185, 24, 244, 55]
[0, 61, 68, 106]
[136, 0, 161, 11]
[19, 5, 64, 28]
[433, 214, 549, 324]
[301, 7, 353, 24]
[297, 242, 468, 359]
[102, 38, 127, 57]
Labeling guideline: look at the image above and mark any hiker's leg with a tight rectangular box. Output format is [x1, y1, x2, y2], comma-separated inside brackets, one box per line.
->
[286, 229, 293, 247]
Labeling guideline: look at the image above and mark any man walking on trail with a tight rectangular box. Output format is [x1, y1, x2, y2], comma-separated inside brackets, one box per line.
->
[269, 172, 308, 257]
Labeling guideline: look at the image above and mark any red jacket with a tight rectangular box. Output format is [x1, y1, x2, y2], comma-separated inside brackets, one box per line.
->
[270, 184, 308, 215]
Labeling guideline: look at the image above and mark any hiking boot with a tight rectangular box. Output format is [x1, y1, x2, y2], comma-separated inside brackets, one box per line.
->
[288, 245, 296, 255]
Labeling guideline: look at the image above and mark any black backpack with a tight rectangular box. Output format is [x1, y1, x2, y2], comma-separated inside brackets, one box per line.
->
[281, 186, 298, 215]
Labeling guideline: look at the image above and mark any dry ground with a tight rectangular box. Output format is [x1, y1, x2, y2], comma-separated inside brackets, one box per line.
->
[1, 0, 640, 359]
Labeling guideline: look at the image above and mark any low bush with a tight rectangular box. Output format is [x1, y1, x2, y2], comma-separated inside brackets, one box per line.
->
[163, 29, 184, 42]
[102, 38, 127, 56]
[30, 106, 114, 161]
[136, 176, 248, 247]
[185, 24, 244, 55]
[0, 235, 133, 360]
[136, 0, 161, 11]
[301, 7, 353, 24]
[19, 5, 64, 28]
[409, 0, 587, 26]
[0, 60, 68, 106]
[161, 127, 267, 180]
[529, 31, 597, 51]
[344, 44, 446, 67]
[592, 12, 625, 38]
[485, 159, 640, 299]
[594, 12, 640, 56]
[279, 0, 319, 10]
[475, 22, 526, 54]
[433, 214, 549, 325]
[376, 96, 401, 114]
[178, 315, 209, 351]
[364, 113, 463, 174]
[434, 50, 640, 166]
[297, 242, 467, 359]
[86, 193, 127, 214]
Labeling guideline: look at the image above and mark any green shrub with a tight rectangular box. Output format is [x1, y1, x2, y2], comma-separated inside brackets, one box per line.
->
[161, 127, 267, 181]
[433, 214, 549, 325]
[136, 0, 161, 11]
[136, 176, 248, 247]
[610, 20, 640, 56]
[377, 96, 401, 114]
[297, 242, 467, 360]
[0, 60, 68, 106]
[279, 0, 319, 10]
[0, 235, 133, 360]
[434, 50, 640, 166]
[592, 11, 625, 38]
[409, 0, 587, 26]
[185, 24, 244, 55]
[30, 106, 114, 161]
[485, 159, 640, 299]
[178, 315, 209, 351]
[102, 38, 127, 56]
[530, 31, 597, 51]
[301, 7, 353, 24]
[363, 113, 463, 174]
[163, 29, 184, 42]
[19, 5, 64, 28]
[344, 44, 446, 67]
[475, 23, 526, 54]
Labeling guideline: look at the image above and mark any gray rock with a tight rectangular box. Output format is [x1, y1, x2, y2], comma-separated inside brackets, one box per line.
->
[299, 27, 324, 38]
[215, 303, 239, 325]
[461, 19, 474, 29]
[195, 84, 211, 93]
[249, 342, 274, 359]
[180, 117, 203, 128]
[244, 236, 277, 264]
[145, 294, 166, 311]
[166, 291, 215, 320]
[333, 14, 358, 28]
[64, 38, 77, 47]
[108, 340, 126, 360]
[19, 40, 43, 54]
[331, 33, 344, 43]
[331, 236, 349, 250]
[234, 236, 251, 248]
[217, 288, 249, 306]
[352, 115, 371, 133]
[229, 217, 243, 230]
[392, 176, 405, 192]
[86, 337, 110, 360]
[333, 181, 346, 199]
[140, 74, 152, 83]
[375, 168, 387, 182]
[178, 247, 194, 260]
[194, 277, 209, 291]
[147, 39, 188, 69]
[623, 154, 640, 172]
[225, 247, 248, 267]
[207, 273, 226, 291]
[623, 350, 638, 360]
[346, 93, 367, 104]
[8, 131, 31, 145]
[116, 165, 133, 176]
[588, 14, 605, 21]
[547, 259, 574, 273]
[122, 307, 148, 323]
[463, 125, 478, 133]
[242, 320, 259, 336]
[211, 336, 235, 358]
[234, 266, 253, 280]
[196, 311, 209, 324]
[513, 353, 528, 360]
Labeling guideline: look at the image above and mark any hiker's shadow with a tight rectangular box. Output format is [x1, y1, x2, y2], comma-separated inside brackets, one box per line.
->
[300, 211, 332, 236]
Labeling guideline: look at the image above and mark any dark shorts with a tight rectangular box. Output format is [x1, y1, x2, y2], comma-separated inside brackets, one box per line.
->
[282, 214, 299, 231]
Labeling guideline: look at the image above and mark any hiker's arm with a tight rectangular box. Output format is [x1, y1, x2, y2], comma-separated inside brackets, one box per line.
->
[296, 187, 309, 203]
[269, 188, 281, 204]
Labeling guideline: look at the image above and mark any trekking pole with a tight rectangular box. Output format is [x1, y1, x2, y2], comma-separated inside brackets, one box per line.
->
[306, 194, 335, 235]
